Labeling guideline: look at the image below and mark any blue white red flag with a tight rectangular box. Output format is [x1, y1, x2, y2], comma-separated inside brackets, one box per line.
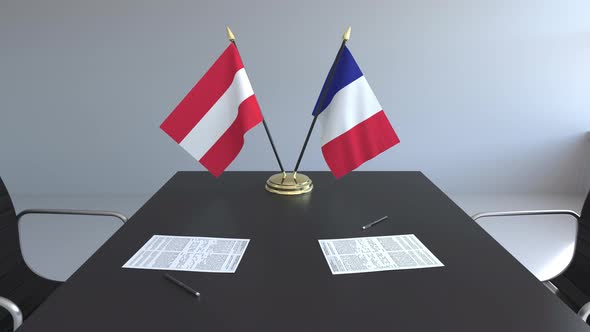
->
[313, 46, 400, 178]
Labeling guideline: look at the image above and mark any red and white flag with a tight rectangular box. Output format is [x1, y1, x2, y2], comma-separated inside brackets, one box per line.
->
[161, 44, 263, 176]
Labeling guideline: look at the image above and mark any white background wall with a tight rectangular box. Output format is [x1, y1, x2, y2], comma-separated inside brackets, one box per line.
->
[1, 0, 589, 196]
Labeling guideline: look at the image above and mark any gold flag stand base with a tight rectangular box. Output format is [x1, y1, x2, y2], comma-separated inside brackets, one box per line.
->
[265, 172, 313, 195]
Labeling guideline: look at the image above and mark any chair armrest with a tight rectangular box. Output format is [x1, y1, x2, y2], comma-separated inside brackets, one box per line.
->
[471, 209, 580, 221]
[579, 301, 590, 322]
[16, 209, 127, 224]
[0, 296, 23, 331]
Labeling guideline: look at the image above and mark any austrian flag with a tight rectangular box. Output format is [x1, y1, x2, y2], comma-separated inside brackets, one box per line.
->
[314, 46, 400, 178]
[160, 44, 263, 176]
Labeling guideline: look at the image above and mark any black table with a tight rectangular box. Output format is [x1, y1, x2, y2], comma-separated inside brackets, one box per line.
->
[18, 172, 590, 331]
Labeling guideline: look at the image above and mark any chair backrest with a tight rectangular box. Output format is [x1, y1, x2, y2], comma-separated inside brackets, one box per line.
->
[553, 190, 590, 316]
[0, 177, 60, 331]
[581, 190, 590, 220]
[0, 177, 21, 330]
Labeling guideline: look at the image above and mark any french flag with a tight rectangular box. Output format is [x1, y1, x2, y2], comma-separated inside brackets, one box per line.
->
[314, 46, 400, 178]
[160, 44, 263, 177]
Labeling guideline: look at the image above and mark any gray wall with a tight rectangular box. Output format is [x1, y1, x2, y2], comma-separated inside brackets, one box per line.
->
[1, 0, 589, 196]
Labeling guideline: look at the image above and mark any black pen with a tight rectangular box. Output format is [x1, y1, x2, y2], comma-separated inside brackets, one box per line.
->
[164, 273, 200, 297]
[361, 216, 389, 230]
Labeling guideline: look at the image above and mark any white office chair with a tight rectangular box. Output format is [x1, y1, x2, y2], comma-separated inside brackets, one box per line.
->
[472, 191, 590, 322]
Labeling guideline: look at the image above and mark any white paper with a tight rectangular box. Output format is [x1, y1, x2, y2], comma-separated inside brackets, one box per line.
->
[318, 234, 443, 275]
[123, 235, 250, 273]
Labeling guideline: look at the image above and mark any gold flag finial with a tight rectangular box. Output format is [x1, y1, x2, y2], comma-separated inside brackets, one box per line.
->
[343, 26, 351, 41]
[226, 26, 236, 42]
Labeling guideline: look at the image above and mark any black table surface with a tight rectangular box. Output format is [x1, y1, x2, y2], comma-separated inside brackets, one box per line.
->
[17, 172, 590, 331]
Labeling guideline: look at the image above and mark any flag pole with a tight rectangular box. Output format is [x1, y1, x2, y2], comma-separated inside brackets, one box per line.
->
[265, 26, 351, 195]
[292, 26, 351, 176]
[226, 26, 286, 175]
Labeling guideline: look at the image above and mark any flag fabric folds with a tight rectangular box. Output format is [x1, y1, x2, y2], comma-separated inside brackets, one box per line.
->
[160, 44, 263, 177]
[313, 46, 400, 178]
